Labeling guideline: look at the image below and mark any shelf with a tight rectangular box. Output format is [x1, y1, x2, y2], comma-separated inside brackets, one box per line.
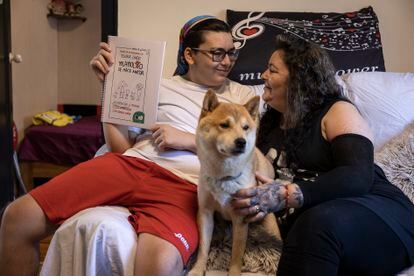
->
[47, 13, 87, 22]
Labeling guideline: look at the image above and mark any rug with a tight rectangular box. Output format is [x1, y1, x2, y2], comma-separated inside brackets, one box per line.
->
[204, 219, 282, 274]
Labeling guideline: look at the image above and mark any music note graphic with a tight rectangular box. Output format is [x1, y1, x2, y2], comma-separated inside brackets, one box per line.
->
[232, 11, 265, 49]
[231, 8, 381, 52]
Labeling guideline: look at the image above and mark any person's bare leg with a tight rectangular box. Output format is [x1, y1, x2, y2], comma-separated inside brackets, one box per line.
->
[134, 233, 184, 276]
[0, 195, 57, 276]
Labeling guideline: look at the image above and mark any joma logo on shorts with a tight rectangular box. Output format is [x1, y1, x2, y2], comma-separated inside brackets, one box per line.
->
[174, 232, 189, 251]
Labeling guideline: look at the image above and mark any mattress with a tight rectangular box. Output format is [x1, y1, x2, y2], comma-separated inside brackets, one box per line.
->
[18, 116, 104, 165]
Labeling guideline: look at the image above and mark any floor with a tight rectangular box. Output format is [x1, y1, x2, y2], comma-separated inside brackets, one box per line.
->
[39, 236, 51, 265]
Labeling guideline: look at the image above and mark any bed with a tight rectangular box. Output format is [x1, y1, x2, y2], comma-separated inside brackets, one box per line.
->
[40, 7, 414, 276]
[18, 114, 104, 190]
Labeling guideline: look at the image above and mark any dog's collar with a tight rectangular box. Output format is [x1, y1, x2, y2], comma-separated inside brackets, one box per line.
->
[218, 172, 242, 182]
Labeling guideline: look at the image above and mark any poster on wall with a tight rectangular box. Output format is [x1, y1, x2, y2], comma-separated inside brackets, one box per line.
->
[227, 6, 385, 85]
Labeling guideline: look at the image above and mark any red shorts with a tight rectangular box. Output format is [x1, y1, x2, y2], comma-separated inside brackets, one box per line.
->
[30, 153, 198, 264]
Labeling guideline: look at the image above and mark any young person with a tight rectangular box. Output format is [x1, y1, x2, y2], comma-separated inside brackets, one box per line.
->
[0, 16, 254, 276]
[231, 34, 414, 275]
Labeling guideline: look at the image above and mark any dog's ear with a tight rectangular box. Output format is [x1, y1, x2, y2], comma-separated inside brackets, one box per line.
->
[244, 96, 260, 119]
[200, 90, 220, 120]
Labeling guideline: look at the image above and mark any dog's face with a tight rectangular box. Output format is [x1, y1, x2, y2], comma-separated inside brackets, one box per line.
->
[197, 90, 260, 158]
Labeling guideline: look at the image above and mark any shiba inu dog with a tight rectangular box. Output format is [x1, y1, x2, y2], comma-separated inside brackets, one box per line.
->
[189, 90, 281, 276]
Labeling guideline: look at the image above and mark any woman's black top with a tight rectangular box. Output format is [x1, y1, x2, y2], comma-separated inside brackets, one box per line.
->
[259, 99, 414, 262]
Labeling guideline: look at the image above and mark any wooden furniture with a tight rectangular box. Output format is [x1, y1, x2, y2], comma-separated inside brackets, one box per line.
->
[18, 115, 104, 190]
[20, 162, 71, 191]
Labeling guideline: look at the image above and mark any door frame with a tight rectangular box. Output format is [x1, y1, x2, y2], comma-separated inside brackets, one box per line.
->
[0, 0, 14, 207]
[101, 0, 117, 42]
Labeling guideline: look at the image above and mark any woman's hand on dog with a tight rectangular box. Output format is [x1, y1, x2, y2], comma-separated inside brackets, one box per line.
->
[231, 173, 288, 223]
[151, 124, 197, 153]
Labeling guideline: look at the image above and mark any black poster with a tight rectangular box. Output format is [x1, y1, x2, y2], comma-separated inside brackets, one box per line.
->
[227, 7, 385, 85]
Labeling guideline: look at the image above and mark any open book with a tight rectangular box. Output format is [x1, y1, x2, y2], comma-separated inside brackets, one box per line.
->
[101, 36, 166, 129]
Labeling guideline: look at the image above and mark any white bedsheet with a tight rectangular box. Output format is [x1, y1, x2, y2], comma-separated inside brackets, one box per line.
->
[40, 206, 137, 276]
[40, 206, 268, 276]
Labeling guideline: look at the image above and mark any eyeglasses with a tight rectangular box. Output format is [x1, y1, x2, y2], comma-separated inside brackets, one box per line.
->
[191, 47, 239, 62]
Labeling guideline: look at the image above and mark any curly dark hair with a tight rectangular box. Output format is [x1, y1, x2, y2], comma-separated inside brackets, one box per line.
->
[257, 34, 346, 165]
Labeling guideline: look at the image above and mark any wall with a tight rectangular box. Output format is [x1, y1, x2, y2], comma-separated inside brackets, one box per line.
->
[11, 0, 101, 141]
[119, 0, 414, 77]
[11, 0, 58, 141]
[58, 0, 101, 105]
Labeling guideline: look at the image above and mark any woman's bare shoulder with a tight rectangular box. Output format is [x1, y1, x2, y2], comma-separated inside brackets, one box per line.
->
[321, 101, 373, 142]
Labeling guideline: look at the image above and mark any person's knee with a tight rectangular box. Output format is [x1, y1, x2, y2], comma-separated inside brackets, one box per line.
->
[135, 234, 183, 276]
[1, 195, 51, 241]
[1, 198, 30, 231]
[139, 248, 182, 276]
[136, 252, 182, 276]
[146, 250, 182, 276]
[286, 202, 344, 248]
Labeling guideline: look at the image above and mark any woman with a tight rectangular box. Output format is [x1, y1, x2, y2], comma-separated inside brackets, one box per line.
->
[0, 16, 254, 276]
[232, 34, 414, 275]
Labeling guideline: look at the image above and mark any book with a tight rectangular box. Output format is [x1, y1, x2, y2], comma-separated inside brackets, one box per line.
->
[101, 35, 166, 129]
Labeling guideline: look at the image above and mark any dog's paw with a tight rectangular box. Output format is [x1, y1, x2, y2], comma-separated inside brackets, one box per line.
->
[228, 265, 242, 276]
[187, 269, 205, 276]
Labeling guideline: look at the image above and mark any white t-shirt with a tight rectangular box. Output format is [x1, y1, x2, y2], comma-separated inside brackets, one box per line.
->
[123, 75, 254, 185]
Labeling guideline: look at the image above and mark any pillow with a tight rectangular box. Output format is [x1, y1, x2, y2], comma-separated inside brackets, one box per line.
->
[374, 121, 414, 204]
[247, 84, 266, 113]
[227, 7, 385, 85]
[340, 72, 414, 150]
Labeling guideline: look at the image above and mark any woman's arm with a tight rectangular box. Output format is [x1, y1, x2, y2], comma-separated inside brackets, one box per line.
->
[297, 101, 375, 207]
[321, 101, 373, 142]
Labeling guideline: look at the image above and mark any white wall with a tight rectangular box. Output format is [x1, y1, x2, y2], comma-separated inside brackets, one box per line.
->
[119, 0, 414, 77]
[11, 0, 58, 141]
[11, 0, 101, 141]
[58, 0, 101, 105]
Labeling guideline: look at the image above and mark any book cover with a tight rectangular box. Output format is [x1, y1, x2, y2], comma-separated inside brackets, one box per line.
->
[101, 35, 166, 129]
